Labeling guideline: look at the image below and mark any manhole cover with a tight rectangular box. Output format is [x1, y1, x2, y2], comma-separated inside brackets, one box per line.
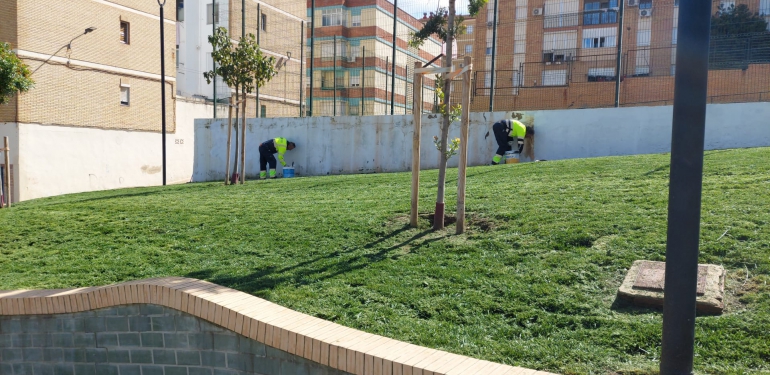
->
[633, 261, 708, 296]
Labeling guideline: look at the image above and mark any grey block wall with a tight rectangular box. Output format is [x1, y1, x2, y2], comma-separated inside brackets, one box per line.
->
[0, 304, 351, 375]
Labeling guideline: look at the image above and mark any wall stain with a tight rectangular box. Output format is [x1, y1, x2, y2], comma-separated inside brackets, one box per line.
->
[141, 166, 162, 174]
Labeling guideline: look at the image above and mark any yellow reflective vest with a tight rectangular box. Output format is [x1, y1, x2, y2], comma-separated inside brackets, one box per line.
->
[273, 137, 288, 167]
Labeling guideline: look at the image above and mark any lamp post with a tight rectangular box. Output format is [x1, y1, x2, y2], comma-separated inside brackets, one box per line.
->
[158, 0, 168, 186]
[31, 27, 97, 75]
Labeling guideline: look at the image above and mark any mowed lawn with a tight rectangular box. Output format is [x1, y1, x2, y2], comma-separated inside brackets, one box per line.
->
[1, 148, 769, 374]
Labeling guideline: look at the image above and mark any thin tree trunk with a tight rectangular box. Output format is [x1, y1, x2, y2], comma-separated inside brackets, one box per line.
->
[240, 93, 246, 184]
[434, 0, 456, 231]
[224, 97, 234, 185]
[232, 91, 240, 182]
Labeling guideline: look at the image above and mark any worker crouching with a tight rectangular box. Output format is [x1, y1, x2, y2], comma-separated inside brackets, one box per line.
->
[258, 137, 296, 179]
[490, 118, 534, 165]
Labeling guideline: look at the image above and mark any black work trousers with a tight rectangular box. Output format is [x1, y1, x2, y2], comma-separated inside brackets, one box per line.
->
[258, 142, 277, 171]
[492, 121, 514, 156]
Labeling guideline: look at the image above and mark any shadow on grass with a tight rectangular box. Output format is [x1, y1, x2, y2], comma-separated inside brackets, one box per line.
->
[186, 225, 441, 296]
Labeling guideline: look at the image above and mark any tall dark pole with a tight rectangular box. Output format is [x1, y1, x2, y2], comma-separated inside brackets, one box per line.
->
[310, 0, 315, 116]
[333, 35, 337, 116]
[390, 0, 397, 115]
[660, 0, 712, 373]
[159, 0, 167, 186]
[489, 0, 499, 112]
[257, 4, 261, 117]
[361, 46, 365, 116]
[614, 0, 625, 107]
[212, 0, 217, 118]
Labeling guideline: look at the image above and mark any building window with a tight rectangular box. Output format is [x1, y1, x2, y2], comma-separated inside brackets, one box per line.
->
[465, 45, 472, 54]
[322, 8, 344, 27]
[120, 85, 130, 106]
[637, 29, 651, 46]
[260, 105, 266, 118]
[587, 67, 615, 81]
[484, 72, 491, 88]
[120, 21, 130, 44]
[176, 0, 184, 22]
[467, 25, 474, 34]
[322, 71, 334, 88]
[350, 70, 361, 86]
[261, 13, 267, 31]
[486, 47, 492, 55]
[583, 0, 618, 25]
[542, 70, 567, 86]
[639, 0, 653, 9]
[583, 36, 615, 48]
[352, 15, 361, 27]
[544, 0, 580, 28]
[671, 65, 676, 76]
[349, 104, 359, 116]
[335, 71, 345, 87]
[206, 3, 219, 25]
[672, 27, 677, 44]
[674, 0, 679, 6]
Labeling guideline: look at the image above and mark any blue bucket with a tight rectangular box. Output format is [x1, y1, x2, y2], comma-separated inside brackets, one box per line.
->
[283, 167, 295, 178]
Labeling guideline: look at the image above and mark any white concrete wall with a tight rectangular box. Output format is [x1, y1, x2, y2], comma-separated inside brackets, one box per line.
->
[6, 99, 210, 202]
[0, 123, 20, 203]
[531, 102, 770, 160]
[193, 102, 770, 180]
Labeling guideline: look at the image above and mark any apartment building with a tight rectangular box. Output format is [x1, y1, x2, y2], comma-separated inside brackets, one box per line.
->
[307, 0, 443, 116]
[469, 0, 770, 110]
[0, 0, 175, 131]
[176, 0, 306, 118]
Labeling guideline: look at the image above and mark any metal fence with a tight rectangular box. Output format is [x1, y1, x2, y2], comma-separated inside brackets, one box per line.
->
[207, 0, 770, 117]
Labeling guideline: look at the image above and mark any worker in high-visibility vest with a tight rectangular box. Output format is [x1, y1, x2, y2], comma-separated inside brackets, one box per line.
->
[258, 137, 295, 179]
[489, 118, 534, 165]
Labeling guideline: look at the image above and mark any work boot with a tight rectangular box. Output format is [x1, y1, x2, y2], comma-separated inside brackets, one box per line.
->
[269, 170, 277, 179]
[259, 171, 267, 179]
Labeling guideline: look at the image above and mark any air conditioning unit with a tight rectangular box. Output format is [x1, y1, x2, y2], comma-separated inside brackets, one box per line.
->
[639, 8, 653, 16]
[532, 8, 543, 16]
[487, 21, 494, 27]
[347, 56, 356, 62]
[565, 55, 577, 62]
[628, 0, 639, 6]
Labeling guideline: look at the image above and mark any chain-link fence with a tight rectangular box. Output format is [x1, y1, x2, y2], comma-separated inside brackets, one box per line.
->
[301, 0, 770, 116]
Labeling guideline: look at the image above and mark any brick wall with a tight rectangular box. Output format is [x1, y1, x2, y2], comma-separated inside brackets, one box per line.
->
[0, 304, 351, 375]
[7, 0, 176, 132]
[0, 0, 17, 48]
[17, 61, 175, 132]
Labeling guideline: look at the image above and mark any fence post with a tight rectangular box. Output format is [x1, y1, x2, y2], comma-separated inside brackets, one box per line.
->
[309, 0, 315, 116]
[391, 0, 398, 115]
[457, 56, 472, 234]
[614, 0, 625, 107]
[489, 0, 499, 112]
[300, 20, 304, 117]
[410, 61, 423, 228]
[333, 35, 337, 116]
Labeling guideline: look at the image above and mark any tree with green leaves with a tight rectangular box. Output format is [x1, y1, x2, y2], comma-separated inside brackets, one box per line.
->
[204, 27, 278, 184]
[0, 42, 34, 105]
[408, 0, 488, 230]
[709, 4, 770, 68]
[711, 4, 769, 36]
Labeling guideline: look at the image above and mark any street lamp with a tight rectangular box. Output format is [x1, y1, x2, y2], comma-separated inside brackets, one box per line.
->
[67, 27, 97, 50]
[31, 27, 97, 75]
[158, 0, 168, 186]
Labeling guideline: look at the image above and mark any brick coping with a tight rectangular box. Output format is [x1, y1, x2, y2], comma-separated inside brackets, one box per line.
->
[0, 277, 557, 375]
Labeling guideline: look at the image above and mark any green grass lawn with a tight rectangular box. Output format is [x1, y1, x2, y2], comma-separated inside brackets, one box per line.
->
[2, 148, 769, 374]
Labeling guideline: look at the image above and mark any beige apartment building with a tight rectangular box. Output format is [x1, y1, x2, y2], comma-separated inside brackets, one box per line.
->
[467, 0, 770, 110]
[0, 0, 176, 131]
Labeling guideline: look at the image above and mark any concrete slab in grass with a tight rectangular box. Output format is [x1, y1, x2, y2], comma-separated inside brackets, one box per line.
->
[618, 260, 725, 314]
